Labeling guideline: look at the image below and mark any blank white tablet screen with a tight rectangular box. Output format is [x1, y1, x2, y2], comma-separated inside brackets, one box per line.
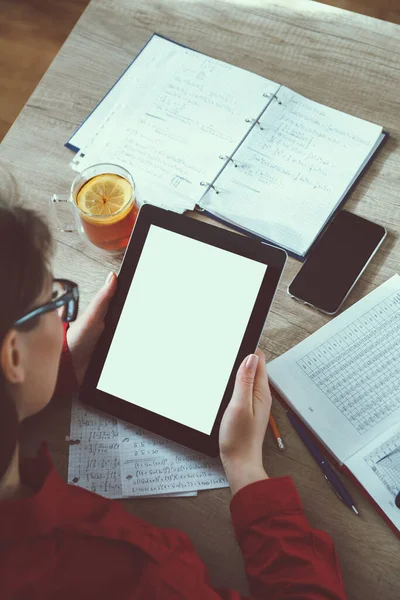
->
[97, 225, 267, 435]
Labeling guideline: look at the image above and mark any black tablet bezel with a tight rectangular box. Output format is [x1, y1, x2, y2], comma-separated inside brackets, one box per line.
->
[80, 204, 286, 456]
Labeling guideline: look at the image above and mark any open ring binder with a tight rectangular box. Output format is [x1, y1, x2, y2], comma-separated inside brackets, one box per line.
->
[66, 34, 387, 261]
[219, 155, 239, 167]
[263, 91, 282, 104]
[200, 181, 220, 194]
[245, 118, 264, 130]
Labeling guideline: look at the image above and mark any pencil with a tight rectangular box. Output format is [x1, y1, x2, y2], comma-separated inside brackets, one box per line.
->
[269, 414, 285, 451]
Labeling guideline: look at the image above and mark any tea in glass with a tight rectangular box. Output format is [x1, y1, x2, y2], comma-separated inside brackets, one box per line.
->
[51, 164, 138, 253]
[74, 172, 138, 251]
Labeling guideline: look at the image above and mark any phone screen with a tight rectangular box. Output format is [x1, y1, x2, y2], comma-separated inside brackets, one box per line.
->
[288, 211, 386, 314]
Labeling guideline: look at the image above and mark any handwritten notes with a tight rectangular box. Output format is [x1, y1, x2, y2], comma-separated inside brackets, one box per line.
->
[200, 86, 382, 256]
[71, 35, 279, 212]
[68, 35, 383, 257]
[68, 401, 121, 498]
[68, 401, 228, 499]
[119, 420, 228, 497]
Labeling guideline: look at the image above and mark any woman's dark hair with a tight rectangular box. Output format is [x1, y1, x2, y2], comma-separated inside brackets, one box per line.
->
[0, 193, 53, 480]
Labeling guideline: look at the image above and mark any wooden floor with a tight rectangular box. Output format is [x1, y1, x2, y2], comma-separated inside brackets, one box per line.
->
[0, 0, 87, 141]
[1, 0, 399, 142]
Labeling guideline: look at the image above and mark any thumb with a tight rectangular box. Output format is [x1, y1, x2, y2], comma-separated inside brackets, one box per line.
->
[230, 353, 259, 409]
[85, 272, 117, 324]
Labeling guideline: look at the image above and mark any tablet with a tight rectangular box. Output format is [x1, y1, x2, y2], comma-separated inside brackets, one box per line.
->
[80, 205, 287, 456]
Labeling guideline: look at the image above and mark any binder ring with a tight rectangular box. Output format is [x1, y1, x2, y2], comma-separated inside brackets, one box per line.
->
[263, 93, 282, 104]
[200, 181, 219, 194]
[245, 118, 264, 131]
[219, 155, 239, 168]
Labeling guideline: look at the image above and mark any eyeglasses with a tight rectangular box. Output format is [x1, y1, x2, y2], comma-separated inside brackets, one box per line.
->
[14, 279, 80, 327]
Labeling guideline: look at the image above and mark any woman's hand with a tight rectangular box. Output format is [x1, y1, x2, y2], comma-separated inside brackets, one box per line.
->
[219, 348, 272, 495]
[67, 272, 117, 386]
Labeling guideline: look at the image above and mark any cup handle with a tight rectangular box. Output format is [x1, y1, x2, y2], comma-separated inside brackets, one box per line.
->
[50, 194, 77, 233]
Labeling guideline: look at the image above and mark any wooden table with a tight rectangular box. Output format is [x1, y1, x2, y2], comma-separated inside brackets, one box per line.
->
[1, 0, 399, 597]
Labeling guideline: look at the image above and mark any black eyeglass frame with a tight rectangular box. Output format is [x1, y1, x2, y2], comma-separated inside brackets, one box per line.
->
[14, 279, 80, 327]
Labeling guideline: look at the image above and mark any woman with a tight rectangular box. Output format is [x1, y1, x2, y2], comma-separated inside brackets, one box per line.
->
[0, 197, 346, 599]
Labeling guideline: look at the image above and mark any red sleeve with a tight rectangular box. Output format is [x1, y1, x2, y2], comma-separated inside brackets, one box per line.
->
[53, 323, 78, 397]
[221, 477, 347, 600]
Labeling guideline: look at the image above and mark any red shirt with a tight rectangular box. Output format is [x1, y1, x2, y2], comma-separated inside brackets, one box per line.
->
[0, 326, 347, 599]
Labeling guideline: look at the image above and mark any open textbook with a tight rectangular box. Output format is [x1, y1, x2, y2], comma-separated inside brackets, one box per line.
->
[68, 401, 228, 499]
[67, 34, 386, 258]
[268, 275, 400, 533]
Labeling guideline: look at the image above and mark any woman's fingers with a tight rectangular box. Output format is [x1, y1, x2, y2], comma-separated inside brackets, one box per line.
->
[84, 272, 117, 327]
[66, 273, 117, 386]
[226, 353, 259, 423]
[252, 352, 272, 418]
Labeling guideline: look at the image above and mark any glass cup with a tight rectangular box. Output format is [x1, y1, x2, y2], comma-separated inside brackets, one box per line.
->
[51, 163, 138, 253]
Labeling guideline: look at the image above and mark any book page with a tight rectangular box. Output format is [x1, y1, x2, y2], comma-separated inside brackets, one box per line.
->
[68, 401, 228, 498]
[201, 87, 382, 256]
[71, 35, 279, 212]
[345, 425, 400, 531]
[268, 275, 400, 464]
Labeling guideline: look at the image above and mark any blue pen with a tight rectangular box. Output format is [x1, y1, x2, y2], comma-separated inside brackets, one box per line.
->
[287, 411, 359, 515]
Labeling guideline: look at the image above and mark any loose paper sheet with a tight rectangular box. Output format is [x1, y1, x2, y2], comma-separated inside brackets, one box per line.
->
[68, 400, 228, 499]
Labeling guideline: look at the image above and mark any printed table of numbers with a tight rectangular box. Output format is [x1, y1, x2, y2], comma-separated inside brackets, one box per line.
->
[297, 291, 400, 434]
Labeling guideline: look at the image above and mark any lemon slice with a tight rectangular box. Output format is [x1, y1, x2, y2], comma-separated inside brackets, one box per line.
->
[77, 174, 132, 218]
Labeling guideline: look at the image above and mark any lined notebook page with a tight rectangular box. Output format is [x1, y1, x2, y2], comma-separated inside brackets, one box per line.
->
[200, 87, 383, 256]
[268, 275, 400, 464]
[70, 35, 279, 212]
[68, 401, 228, 498]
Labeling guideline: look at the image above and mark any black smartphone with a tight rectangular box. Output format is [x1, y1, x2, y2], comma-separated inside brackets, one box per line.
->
[288, 211, 387, 315]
